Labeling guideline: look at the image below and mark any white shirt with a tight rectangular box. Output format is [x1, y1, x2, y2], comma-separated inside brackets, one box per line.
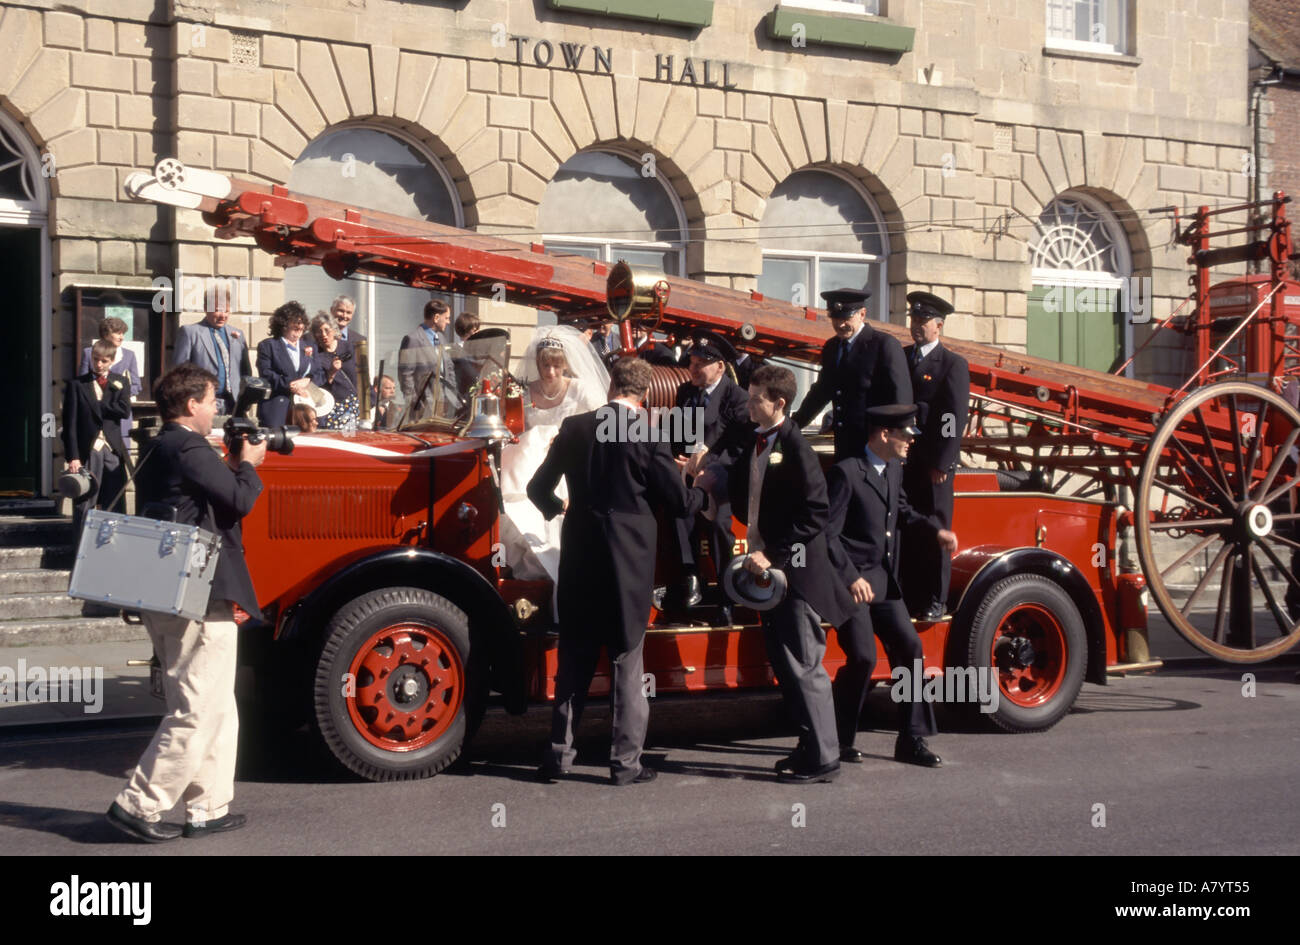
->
[865, 445, 888, 481]
[284, 337, 301, 372]
[747, 424, 781, 553]
[914, 339, 939, 363]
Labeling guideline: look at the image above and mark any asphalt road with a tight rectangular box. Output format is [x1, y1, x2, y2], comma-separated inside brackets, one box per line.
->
[1, 661, 1296, 857]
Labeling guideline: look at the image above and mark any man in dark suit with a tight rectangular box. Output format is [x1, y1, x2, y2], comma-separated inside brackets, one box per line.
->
[330, 295, 369, 407]
[668, 332, 751, 621]
[255, 301, 322, 427]
[107, 363, 266, 842]
[792, 288, 912, 461]
[61, 339, 133, 535]
[827, 404, 957, 768]
[902, 292, 970, 621]
[731, 347, 765, 390]
[398, 299, 461, 417]
[633, 320, 679, 367]
[528, 357, 706, 785]
[173, 290, 251, 415]
[709, 364, 852, 782]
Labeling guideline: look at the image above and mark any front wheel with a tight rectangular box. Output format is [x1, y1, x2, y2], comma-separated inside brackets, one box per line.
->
[313, 587, 469, 781]
[963, 574, 1087, 733]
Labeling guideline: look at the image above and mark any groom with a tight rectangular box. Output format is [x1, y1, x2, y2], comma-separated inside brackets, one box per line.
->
[528, 357, 706, 785]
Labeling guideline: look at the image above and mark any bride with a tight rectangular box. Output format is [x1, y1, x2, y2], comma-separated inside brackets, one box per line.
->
[498, 325, 609, 585]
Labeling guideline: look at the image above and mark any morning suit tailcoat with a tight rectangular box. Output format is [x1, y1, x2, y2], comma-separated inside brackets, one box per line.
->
[174, 322, 251, 410]
[79, 346, 141, 440]
[528, 404, 705, 654]
[727, 418, 852, 629]
[61, 372, 132, 469]
[398, 325, 461, 412]
[902, 341, 969, 610]
[255, 336, 322, 427]
[670, 375, 751, 572]
[826, 455, 939, 741]
[136, 423, 263, 615]
[793, 324, 912, 461]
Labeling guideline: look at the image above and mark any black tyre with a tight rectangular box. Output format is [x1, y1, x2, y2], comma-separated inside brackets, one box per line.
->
[964, 573, 1087, 733]
[313, 587, 470, 781]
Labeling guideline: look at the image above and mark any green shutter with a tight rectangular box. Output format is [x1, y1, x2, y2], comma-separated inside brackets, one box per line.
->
[548, 0, 714, 29]
[1027, 285, 1123, 372]
[766, 7, 915, 53]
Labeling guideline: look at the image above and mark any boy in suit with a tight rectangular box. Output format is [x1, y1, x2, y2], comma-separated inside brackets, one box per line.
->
[61, 339, 133, 535]
[710, 364, 852, 782]
[826, 404, 958, 767]
[528, 358, 707, 785]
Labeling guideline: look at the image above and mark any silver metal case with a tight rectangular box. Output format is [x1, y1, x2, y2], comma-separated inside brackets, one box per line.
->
[68, 510, 223, 621]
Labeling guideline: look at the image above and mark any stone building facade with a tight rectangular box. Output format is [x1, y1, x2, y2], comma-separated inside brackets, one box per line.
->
[0, 0, 1256, 495]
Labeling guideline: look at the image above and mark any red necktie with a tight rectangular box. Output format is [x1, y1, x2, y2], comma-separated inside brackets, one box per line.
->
[95, 376, 108, 389]
[754, 430, 775, 456]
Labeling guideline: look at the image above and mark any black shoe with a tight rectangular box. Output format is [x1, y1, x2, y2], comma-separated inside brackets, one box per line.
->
[710, 603, 733, 627]
[536, 764, 570, 783]
[680, 575, 703, 609]
[914, 603, 946, 623]
[105, 802, 182, 843]
[777, 761, 840, 783]
[611, 766, 657, 786]
[182, 812, 247, 838]
[774, 753, 800, 773]
[839, 747, 865, 763]
[895, 736, 942, 767]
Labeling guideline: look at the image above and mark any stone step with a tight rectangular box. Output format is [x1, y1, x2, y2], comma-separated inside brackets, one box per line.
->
[0, 616, 148, 647]
[0, 546, 74, 570]
[0, 516, 74, 548]
[0, 498, 58, 516]
[0, 569, 72, 595]
[1, 592, 117, 621]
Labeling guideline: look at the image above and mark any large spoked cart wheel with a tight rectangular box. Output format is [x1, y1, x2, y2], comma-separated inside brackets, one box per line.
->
[1135, 381, 1300, 662]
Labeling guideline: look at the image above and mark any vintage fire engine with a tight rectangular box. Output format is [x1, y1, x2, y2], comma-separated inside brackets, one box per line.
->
[124, 163, 1299, 781]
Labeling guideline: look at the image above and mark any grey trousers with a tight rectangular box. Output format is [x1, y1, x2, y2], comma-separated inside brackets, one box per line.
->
[548, 634, 649, 782]
[762, 597, 839, 769]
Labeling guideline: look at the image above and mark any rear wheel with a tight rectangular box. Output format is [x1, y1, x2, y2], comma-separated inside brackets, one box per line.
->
[964, 574, 1087, 732]
[313, 587, 469, 781]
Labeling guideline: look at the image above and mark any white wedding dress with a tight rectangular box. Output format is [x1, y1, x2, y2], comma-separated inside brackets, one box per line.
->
[498, 325, 609, 586]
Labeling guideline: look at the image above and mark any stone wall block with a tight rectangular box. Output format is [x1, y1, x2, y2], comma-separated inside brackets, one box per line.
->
[262, 34, 296, 70]
[260, 105, 307, 157]
[613, 74, 638, 139]
[1036, 130, 1068, 192]
[508, 163, 546, 204]
[633, 79, 672, 147]
[215, 244, 249, 279]
[97, 129, 135, 166]
[85, 18, 115, 54]
[795, 99, 828, 164]
[551, 71, 597, 147]
[861, 107, 896, 175]
[518, 131, 560, 182]
[1059, 131, 1085, 184]
[117, 93, 160, 131]
[740, 152, 775, 196]
[176, 55, 214, 95]
[457, 127, 500, 174]
[771, 97, 809, 170]
[233, 101, 259, 137]
[332, 44, 374, 116]
[57, 238, 97, 272]
[274, 71, 327, 139]
[177, 130, 214, 168]
[697, 87, 725, 118]
[47, 127, 96, 169]
[520, 65, 550, 99]
[42, 11, 83, 51]
[30, 87, 85, 143]
[467, 58, 496, 94]
[1157, 164, 1200, 193]
[372, 44, 400, 116]
[420, 58, 469, 138]
[216, 63, 274, 103]
[732, 182, 764, 221]
[441, 94, 488, 153]
[578, 72, 617, 140]
[531, 100, 576, 162]
[655, 84, 697, 155]
[299, 40, 350, 125]
[715, 118, 749, 151]
[841, 104, 874, 166]
[394, 52, 437, 122]
[9, 47, 71, 115]
[488, 94, 532, 130]
[673, 119, 716, 176]
[72, 51, 136, 92]
[214, 135, 249, 172]
[743, 93, 770, 123]
[249, 138, 292, 183]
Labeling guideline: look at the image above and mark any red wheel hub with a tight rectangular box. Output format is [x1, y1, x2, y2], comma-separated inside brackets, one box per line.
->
[991, 605, 1068, 708]
[345, 624, 463, 751]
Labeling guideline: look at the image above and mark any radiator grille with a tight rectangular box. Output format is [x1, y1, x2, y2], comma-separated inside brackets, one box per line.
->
[268, 487, 403, 540]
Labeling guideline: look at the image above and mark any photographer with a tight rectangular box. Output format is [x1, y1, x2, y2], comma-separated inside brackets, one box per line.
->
[107, 363, 266, 843]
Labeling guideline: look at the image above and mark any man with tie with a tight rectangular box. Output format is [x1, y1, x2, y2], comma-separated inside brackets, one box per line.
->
[709, 365, 852, 782]
[61, 339, 133, 536]
[398, 299, 462, 417]
[330, 295, 369, 406]
[667, 332, 751, 622]
[255, 301, 322, 427]
[902, 292, 970, 622]
[792, 288, 911, 461]
[173, 289, 251, 415]
[528, 357, 707, 785]
[827, 404, 957, 768]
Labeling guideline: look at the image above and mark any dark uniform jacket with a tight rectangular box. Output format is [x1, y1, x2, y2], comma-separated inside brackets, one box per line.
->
[727, 418, 852, 628]
[670, 374, 751, 466]
[793, 324, 912, 460]
[61, 371, 132, 468]
[256, 337, 324, 427]
[902, 341, 970, 473]
[528, 404, 705, 654]
[136, 423, 263, 615]
[827, 456, 936, 601]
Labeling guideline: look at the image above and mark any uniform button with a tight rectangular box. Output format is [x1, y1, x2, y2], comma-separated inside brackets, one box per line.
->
[886, 531, 891, 538]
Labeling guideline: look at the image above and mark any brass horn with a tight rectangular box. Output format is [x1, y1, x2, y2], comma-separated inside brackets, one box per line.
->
[606, 260, 670, 322]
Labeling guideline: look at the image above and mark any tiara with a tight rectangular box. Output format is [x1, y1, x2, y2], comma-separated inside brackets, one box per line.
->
[537, 338, 565, 350]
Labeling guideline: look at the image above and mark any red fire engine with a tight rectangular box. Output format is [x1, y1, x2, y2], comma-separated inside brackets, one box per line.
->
[124, 164, 1299, 781]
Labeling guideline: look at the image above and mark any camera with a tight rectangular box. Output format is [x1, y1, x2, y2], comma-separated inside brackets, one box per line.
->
[223, 417, 297, 456]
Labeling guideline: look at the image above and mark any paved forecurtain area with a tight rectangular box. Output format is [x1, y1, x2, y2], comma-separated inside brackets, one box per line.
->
[0, 656, 1296, 856]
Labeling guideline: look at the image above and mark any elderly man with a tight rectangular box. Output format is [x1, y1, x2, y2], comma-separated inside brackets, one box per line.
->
[173, 286, 251, 415]
[330, 295, 368, 400]
[792, 288, 911, 461]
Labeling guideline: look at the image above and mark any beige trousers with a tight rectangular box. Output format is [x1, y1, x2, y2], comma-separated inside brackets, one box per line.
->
[115, 601, 240, 825]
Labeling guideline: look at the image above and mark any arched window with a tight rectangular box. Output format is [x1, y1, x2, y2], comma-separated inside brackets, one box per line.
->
[538, 150, 687, 276]
[757, 169, 888, 322]
[1028, 192, 1132, 373]
[0, 116, 46, 223]
[284, 126, 462, 362]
